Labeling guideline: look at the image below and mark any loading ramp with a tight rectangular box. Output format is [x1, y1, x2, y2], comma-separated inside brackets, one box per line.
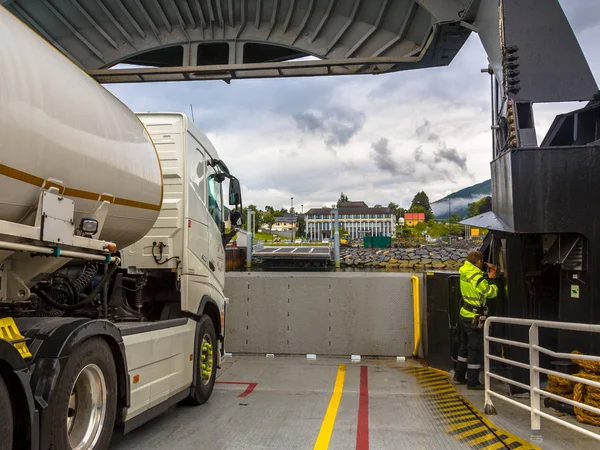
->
[109, 355, 597, 449]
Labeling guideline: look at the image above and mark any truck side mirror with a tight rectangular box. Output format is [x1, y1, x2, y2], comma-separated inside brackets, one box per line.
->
[229, 178, 242, 206]
[229, 210, 243, 230]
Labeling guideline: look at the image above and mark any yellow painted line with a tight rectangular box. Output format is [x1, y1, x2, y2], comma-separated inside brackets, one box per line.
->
[485, 442, 509, 450]
[402, 365, 539, 450]
[313, 364, 346, 450]
[420, 380, 450, 387]
[447, 419, 482, 431]
[468, 433, 503, 446]
[455, 426, 489, 440]
[436, 406, 470, 414]
[435, 403, 465, 410]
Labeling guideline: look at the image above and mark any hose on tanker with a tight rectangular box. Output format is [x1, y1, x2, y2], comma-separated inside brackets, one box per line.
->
[72, 262, 98, 294]
[545, 350, 600, 426]
[35, 263, 117, 312]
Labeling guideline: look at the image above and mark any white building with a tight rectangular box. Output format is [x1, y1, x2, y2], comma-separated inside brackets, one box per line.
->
[305, 202, 396, 241]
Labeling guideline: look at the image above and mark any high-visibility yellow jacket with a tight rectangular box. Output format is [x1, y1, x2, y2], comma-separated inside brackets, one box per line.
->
[459, 260, 498, 319]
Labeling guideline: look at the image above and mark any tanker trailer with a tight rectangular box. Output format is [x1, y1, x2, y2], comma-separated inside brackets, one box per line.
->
[0, 7, 243, 450]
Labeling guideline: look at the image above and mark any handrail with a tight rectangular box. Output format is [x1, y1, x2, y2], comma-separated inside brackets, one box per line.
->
[484, 316, 600, 441]
[411, 275, 420, 358]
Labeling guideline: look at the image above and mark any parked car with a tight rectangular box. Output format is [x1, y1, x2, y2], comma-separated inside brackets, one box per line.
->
[295, 239, 302, 244]
[322, 238, 330, 244]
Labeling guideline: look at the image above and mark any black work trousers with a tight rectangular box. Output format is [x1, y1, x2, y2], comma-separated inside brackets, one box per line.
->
[455, 316, 483, 386]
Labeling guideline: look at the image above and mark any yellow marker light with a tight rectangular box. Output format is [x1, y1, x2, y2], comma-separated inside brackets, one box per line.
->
[133, 374, 140, 384]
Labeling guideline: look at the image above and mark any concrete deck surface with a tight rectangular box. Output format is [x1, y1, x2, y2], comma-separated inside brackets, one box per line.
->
[110, 356, 597, 449]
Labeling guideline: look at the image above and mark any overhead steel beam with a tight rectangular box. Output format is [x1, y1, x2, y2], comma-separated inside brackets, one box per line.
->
[42, 0, 105, 61]
[325, 0, 362, 54]
[282, 0, 297, 33]
[151, 0, 172, 32]
[215, 0, 224, 28]
[292, 0, 315, 44]
[115, 0, 145, 39]
[255, 0, 262, 28]
[12, 3, 83, 66]
[133, 0, 161, 39]
[88, 54, 419, 83]
[70, 0, 118, 50]
[345, 0, 389, 58]
[309, 0, 336, 44]
[267, 0, 280, 39]
[372, 1, 415, 57]
[228, 0, 234, 27]
[94, 0, 135, 46]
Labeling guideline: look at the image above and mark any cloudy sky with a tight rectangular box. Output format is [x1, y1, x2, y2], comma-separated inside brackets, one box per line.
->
[106, 0, 600, 212]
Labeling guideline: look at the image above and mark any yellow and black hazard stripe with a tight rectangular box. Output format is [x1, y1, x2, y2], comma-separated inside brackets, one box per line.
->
[402, 367, 539, 450]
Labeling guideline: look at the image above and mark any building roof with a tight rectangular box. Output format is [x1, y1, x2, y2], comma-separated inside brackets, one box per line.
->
[306, 204, 393, 216]
[405, 212, 426, 220]
[274, 215, 297, 223]
[338, 201, 369, 209]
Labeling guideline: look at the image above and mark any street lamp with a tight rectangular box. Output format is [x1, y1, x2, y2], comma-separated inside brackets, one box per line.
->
[291, 197, 294, 243]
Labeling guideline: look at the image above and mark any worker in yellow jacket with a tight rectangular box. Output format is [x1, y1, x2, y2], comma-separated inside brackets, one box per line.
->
[453, 251, 498, 390]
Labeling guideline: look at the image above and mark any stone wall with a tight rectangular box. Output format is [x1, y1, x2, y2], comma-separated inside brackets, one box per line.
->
[340, 245, 479, 270]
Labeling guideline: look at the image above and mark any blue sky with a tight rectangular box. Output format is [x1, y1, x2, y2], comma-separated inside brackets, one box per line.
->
[106, 0, 600, 212]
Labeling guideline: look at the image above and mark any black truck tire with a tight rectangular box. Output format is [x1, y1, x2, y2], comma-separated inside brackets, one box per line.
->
[0, 376, 13, 450]
[47, 338, 118, 450]
[187, 314, 218, 405]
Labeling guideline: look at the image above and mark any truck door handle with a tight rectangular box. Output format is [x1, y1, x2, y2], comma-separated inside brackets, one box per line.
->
[209, 261, 216, 272]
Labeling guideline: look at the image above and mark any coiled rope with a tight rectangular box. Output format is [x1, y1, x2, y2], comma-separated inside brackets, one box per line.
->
[546, 350, 600, 426]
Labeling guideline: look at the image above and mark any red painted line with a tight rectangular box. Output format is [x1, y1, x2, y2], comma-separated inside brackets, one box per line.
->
[215, 381, 258, 398]
[356, 366, 369, 450]
[238, 382, 258, 398]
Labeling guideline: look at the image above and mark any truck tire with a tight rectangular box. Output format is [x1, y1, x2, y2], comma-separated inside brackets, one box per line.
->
[187, 315, 218, 405]
[0, 376, 13, 450]
[47, 338, 117, 450]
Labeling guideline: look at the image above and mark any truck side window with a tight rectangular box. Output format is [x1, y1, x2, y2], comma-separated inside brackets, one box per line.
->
[207, 165, 223, 230]
[189, 148, 205, 204]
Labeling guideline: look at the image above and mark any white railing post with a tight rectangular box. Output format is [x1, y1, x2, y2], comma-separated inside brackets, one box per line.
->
[484, 319, 496, 414]
[529, 323, 541, 438]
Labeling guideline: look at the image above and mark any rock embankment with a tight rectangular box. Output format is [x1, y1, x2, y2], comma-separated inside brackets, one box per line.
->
[339, 245, 479, 270]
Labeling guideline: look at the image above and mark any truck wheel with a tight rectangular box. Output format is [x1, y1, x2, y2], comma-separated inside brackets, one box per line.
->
[48, 338, 117, 450]
[0, 376, 13, 450]
[187, 315, 218, 405]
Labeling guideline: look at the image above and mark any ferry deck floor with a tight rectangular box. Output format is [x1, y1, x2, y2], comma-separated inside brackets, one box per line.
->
[110, 355, 598, 449]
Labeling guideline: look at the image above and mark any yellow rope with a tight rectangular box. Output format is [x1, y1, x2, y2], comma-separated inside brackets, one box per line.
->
[544, 350, 600, 426]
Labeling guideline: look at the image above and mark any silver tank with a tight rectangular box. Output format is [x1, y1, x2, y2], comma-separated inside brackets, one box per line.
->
[0, 7, 163, 249]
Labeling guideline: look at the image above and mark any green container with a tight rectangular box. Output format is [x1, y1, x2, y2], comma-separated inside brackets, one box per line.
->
[363, 236, 391, 248]
[372, 236, 392, 248]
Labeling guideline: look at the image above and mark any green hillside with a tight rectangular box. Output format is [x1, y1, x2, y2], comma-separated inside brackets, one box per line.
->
[431, 179, 491, 219]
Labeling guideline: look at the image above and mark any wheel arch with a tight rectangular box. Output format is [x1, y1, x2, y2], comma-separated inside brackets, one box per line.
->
[27, 319, 130, 448]
[196, 295, 222, 335]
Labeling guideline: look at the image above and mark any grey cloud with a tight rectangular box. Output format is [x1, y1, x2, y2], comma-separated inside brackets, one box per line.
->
[431, 194, 484, 217]
[370, 138, 402, 175]
[294, 107, 366, 147]
[415, 146, 424, 162]
[416, 120, 440, 142]
[434, 148, 468, 171]
[294, 111, 323, 133]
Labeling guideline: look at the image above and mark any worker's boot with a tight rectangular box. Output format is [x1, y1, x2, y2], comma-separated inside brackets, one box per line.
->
[467, 383, 485, 391]
[451, 372, 467, 385]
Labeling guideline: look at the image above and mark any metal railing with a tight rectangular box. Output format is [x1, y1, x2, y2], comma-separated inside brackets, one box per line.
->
[484, 316, 600, 442]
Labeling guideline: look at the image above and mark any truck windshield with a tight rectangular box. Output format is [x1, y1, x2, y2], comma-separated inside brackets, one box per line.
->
[207, 165, 223, 230]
